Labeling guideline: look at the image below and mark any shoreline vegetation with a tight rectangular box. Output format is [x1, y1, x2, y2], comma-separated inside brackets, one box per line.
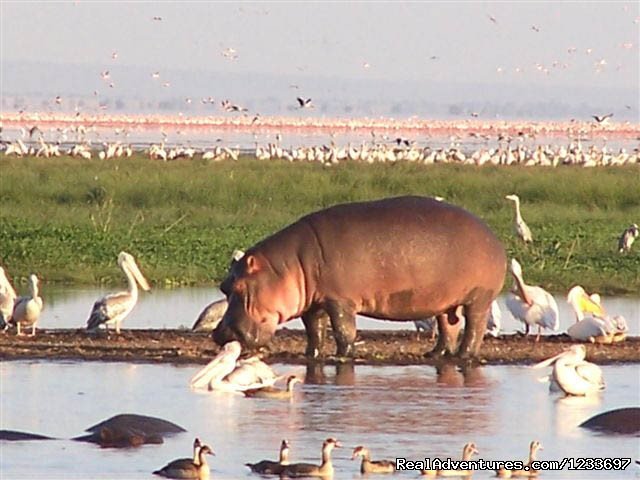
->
[0, 156, 638, 295]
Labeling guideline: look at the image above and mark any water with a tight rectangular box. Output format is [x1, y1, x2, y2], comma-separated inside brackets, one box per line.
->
[1, 361, 638, 479]
[33, 285, 640, 335]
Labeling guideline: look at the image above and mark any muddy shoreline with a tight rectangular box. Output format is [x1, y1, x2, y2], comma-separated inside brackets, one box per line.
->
[0, 329, 638, 365]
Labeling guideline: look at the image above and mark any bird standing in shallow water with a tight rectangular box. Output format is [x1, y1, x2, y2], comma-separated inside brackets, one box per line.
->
[86, 252, 151, 334]
[505, 194, 533, 243]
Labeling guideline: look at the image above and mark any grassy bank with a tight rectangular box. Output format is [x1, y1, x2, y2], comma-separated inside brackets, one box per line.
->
[1, 155, 638, 294]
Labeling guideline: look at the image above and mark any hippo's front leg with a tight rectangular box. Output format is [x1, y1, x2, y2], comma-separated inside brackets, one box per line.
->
[301, 308, 329, 359]
[325, 300, 357, 358]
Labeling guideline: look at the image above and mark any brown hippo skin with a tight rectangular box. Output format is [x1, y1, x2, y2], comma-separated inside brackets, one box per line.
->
[213, 196, 506, 359]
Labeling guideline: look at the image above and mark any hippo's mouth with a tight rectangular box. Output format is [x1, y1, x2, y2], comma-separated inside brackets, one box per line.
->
[212, 320, 263, 348]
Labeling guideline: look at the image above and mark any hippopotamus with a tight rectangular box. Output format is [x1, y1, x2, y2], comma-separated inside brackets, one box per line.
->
[579, 408, 640, 435]
[213, 196, 506, 359]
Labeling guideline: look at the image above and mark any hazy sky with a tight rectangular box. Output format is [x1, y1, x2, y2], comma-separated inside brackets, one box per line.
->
[1, 1, 638, 118]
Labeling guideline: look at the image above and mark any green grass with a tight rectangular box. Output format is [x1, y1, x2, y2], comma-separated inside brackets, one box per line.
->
[1, 155, 638, 294]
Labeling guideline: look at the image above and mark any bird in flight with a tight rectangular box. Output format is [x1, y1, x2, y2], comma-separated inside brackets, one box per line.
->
[592, 113, 613, 124]
[488, 14, 497, 24]
[531, 25, 540, 32]
[101, 70, 110, 80]
[296, 97, 313, 109]
[152, 16, 162, 21]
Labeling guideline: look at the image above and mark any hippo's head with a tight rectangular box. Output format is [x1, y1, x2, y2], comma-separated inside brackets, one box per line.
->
[212, 250, 302, 349]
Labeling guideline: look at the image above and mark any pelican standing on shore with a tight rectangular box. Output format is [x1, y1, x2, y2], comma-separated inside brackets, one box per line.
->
[0, 266, 18, 329]
[10, 274, 43, 336]
[505, 194, 533, 243]
[506, 259, 559, 339]
[533, 345, 604, 396]
[86, 252, 151, 334]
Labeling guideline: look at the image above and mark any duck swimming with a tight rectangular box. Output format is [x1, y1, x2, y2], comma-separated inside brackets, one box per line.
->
[154, 443, 214, 479]
[243, 375, 302, 399]
[246, 439, 290, 475]
[352, 445, 396, 474]
[281, 438, 341, 478]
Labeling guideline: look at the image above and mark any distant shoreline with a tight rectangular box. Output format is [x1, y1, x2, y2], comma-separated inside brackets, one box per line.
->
[2, 112, 639, 138]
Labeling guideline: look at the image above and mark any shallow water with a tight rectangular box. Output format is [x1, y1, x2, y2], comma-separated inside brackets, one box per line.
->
[1, 361, 638, 479]
[33, 286, 640, 336]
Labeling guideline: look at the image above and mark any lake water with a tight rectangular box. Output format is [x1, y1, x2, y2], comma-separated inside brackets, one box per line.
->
[30, 286, 640, 336]
[1, 360, 638, 479]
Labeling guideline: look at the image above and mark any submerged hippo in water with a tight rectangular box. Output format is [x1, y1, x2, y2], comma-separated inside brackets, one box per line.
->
[213, 196, 506, 359]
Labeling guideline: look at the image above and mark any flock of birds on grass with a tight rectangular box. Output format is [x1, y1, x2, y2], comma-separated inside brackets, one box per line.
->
[151, 434, 546, 478]
[2, 131, 640, 168]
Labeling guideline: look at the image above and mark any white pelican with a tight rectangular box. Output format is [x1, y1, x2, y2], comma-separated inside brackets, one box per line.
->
[566, 286, 627, 343]
[618, 223, 639, 253]
[0, 266, 17, 329]
[11, 274, 43, 336]
[86, 252, 151, 334]
[506, 259, 559, 339]
[190, 341, 280, 392]
[505, 194, 533, 243]
[533, 345, 604, 396]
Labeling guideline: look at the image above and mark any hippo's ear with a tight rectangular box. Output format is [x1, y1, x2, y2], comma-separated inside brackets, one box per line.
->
[245, 254, 261, 274]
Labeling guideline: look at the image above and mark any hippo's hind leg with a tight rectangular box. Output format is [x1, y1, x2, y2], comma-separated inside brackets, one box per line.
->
[325, 300, 357, 358]
[302, 307, 330, 359]
[427, 308, 462, 358]
[458, 302, 491, 359]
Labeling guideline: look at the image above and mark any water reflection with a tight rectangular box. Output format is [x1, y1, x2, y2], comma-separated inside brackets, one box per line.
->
[0, 361, 638, 479]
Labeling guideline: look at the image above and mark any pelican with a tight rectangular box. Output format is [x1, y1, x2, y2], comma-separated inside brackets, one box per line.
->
[0, 266, 18, 329]
[505, 259, 559, 339]
[86, 252, 151, 334]
[566, 286, 626, 343]
[191, 298, 228, 332]
[190, 341, 280, 392]
[10, 274, 43, 336]
[618, 223, 639, 253]
[505, 194, 533, 243]
[533, 345, 604, 396]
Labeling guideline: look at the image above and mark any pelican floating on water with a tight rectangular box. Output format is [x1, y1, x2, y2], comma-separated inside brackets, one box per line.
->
[190, 341, 280, 392]
[10, 274, 43, 336]
[533, 345, 604, 396]
[86, 252, 151, 334]
[0, 267, 18, 329]
[505, 259, 559, 339]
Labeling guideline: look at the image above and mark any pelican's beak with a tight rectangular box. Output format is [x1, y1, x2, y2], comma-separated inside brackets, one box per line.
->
[127, 257, 151, 292]
[532, 349, 570, 369]
[578, 293, 605, 317]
